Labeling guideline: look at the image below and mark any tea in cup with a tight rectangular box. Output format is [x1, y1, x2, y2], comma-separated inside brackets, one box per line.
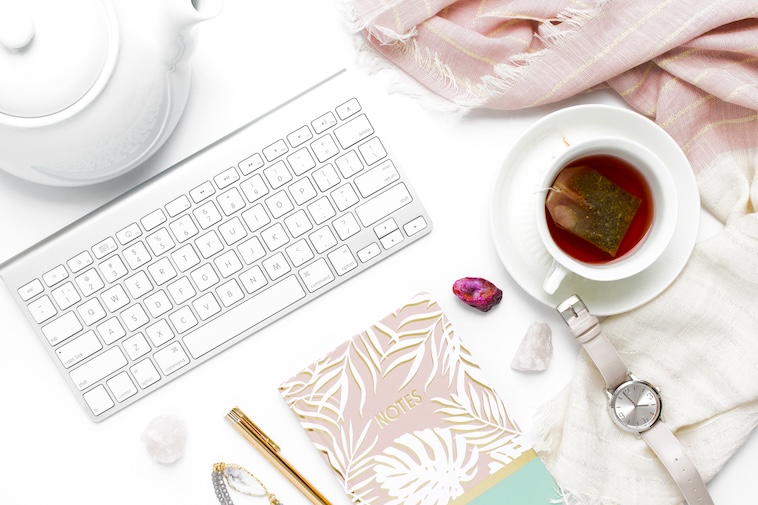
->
[536, 137, 678, 294]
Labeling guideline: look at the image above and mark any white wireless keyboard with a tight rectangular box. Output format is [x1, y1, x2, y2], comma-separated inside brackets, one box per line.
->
[0, 70, 432, 421]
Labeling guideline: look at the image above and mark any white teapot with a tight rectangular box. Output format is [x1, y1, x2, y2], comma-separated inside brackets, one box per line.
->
[0, 0, 223, 186]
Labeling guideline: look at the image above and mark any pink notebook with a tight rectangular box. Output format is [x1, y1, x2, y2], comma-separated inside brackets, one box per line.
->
[279, 293, 561, 504]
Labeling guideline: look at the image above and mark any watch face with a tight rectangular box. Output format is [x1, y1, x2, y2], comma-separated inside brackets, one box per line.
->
[608, 379, 661, 432]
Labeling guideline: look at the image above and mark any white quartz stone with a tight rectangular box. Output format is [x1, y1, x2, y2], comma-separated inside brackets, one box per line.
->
[141, 414, 188, 464]
[510, 321, 553, 372]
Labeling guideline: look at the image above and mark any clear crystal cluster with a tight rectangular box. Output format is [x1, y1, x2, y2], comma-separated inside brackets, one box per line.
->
[511, 321, 553, 372]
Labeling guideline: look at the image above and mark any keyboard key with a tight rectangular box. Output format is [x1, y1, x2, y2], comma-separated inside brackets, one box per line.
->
[123, 333, 151, 360]
[147, 257, 177, 285]
[289, 177, 317, 205]
[140, 209, 167, 231]
[312, 164, 340, 192]
[153, 342, 190, 375]
[193, 201, 223, 229]
[380, 229, 404, 249]
[124, 271, 154, 299]
[358, 242, 381, 263]
[287, 148, 316, 176]
[98, 256, 128, 283]
[75, 268, 105, 296]
[83, 385, 114, 416]
[167, 277, 196, 305]
[106, 372, 137, 402]
[97, 317, 126, 345]
[145, 228, 176, 256]
[355, 183, 412, 227]
[298, 258, 334, 293]
[263, 139, 288, 161]
[238, 236, 266, 265]
[241, 204, 271, 233]
[116, 223, 142, 245]
[217, 187, 246, 216]
[169, 306, 198, 333]
[239, 266, 268, 294]
[70, 346, 127, 391]
[195, 230, 224, 259]
[216, 279, 244, 307]
[165, 195, 191, 217]
[101, 285, 129, 312]
[145, 319, 175, 348]
[265, 191, 294, 219]
[309, 226, 337, 254]
[169, 215, 199, 243]
[333, 212, 361, 241]
[144, 290, 173, 318]
[307, 197, 336, 225]
[311, 134, 339, 162]
[336, 97, 361, 120]
[261, 223, 290, 251]
[218, 216, 248, 246]
[331, 184, 359, 212]
[214, 250, 243, 278]
[183, 275, 306, 359]
[18, 278, 44, 301]
[374, 218, 398, 238]
[240, 174, 269, 203]
[403, 216, 428, 236]
[92, 237, 118, 260]
[52, 282, 81, 310]
[191, 264, 220, 291]
[130, 358, 161, 389]
[67, 251, 94, 274]
[214, 167, 240, 189]
[287, 125, 313, 147]
[192, 293, 221, 321]
[328, 245, 358, 276]
[123, 242, 152, 269]
[189, 181, 215, 203]
[285, 239, 314, 267]
[264, 160, 293, 190]
[335, 151, 364, 178]
[171, 244, 201, 272]
[238, 153, 264, 175]
[262, 252, 291, 280]
[28, 295, 57, 324]
[122, 304, 149, 332]
[57, 324, 91, 357]
[312, 111, 337, 133]
[42, 265, 68, 287]
[334, 114, 373, 149]
[41, 311, 82, 345]
[358, 137, 387, 165]
[355, 160, 399, 198]
[283, 209, 313, 238]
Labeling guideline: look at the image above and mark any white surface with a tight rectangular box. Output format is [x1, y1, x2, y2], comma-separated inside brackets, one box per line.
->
[0, 2, 751, 504]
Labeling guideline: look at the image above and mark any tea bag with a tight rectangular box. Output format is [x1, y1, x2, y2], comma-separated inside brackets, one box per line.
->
[546, 165, 641, 256]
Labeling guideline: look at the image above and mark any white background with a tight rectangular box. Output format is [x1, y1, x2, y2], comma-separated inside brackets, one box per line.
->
[0, 1, 752, 504]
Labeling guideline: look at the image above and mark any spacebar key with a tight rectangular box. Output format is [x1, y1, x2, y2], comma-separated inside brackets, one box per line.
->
[183, 275, 306, 359]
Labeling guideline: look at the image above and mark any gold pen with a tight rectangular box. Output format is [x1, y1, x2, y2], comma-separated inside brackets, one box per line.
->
[226, 406, 333, 505]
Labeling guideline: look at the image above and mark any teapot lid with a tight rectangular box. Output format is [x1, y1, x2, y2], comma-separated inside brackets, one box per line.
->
[0, 0, 117, 120]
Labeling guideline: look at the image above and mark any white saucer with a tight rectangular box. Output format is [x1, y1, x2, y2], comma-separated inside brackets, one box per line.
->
[489, 104, 700, 316]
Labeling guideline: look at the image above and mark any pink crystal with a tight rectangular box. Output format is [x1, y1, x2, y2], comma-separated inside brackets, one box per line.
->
[452, 277, 503, 312]
[511, 322, 553, 372]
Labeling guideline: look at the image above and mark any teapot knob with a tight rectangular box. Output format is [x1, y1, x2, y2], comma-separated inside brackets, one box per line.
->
[0, 4, 35, 50]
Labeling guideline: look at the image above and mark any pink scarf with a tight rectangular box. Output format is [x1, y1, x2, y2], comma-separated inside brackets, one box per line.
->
[348, 0, 758, 221]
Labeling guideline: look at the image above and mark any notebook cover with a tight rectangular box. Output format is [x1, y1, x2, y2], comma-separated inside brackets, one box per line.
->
[279, 293, 562, 504]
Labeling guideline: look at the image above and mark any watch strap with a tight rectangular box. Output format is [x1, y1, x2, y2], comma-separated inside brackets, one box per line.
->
[557, 295, 629, 390]
[641, 422, 714, 505]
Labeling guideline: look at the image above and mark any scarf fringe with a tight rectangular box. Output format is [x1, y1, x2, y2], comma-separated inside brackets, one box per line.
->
[340, 0, 609, 111]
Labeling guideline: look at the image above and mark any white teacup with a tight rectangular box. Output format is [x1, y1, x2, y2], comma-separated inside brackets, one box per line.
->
[536, 136, 678, 294]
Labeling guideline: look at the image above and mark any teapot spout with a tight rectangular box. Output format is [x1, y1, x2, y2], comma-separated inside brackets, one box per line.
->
[178, 0, 223, 27]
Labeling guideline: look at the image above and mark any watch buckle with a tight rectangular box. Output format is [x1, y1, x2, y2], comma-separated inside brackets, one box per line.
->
[556, 295, 588, 325]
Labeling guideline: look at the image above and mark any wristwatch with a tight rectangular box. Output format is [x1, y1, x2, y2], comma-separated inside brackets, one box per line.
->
[556, 295, 714, 505]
